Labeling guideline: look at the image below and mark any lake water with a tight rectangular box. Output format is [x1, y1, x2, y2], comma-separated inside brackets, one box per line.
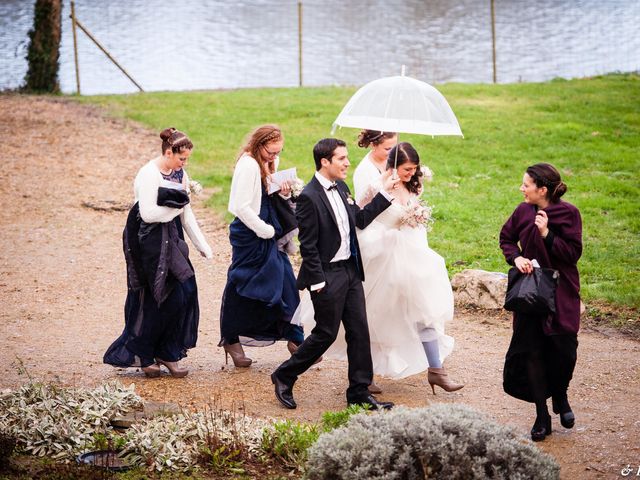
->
[1, 0, 638, 95]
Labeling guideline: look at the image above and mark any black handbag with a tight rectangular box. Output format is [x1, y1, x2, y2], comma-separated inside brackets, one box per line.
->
[504, 266, 559, 315]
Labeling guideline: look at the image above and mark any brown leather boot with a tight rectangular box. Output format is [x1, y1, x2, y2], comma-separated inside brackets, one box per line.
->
[223, 343, 252, 367]
[427, 367, 464, 394]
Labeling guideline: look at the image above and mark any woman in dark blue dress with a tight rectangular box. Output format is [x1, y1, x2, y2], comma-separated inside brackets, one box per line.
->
[219, 125, 303, 367]
[104, 128, 212, 378]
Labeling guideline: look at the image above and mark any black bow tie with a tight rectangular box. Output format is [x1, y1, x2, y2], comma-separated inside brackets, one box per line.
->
[327, 183, 338, 191]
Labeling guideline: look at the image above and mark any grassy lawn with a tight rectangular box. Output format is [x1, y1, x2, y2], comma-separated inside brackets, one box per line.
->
[76, 74, 639, 310]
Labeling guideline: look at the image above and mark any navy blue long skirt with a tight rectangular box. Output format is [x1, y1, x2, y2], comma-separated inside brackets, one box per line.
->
[220, 189, 303, 346]
[104, 216, 199, 368]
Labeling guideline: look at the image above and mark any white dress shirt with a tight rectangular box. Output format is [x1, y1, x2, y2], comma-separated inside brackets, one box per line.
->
[315, 172, 352, 263]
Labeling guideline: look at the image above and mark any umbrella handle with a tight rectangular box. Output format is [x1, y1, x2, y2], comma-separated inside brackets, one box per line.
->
[392, 168, 398, 180]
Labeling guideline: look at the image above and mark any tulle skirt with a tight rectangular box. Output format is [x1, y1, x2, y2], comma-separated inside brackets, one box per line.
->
[294, 221, 454, 379]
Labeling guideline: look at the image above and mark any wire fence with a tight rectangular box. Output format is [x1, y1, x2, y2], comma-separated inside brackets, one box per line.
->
[1, 0, 638, 95]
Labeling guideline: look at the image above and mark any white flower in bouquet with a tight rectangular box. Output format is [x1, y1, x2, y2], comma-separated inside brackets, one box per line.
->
[187, 180, 203, 196]
[290, 178, 305, 198]
[401, 199, 434, 230]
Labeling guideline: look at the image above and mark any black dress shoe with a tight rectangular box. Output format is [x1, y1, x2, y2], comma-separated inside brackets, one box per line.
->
[552, 396, 575, 428]
[271, 372, 296, 409]
[559, 410, 575, 429]
[348, 394, 393, 411]
[531, 414, 552, 442]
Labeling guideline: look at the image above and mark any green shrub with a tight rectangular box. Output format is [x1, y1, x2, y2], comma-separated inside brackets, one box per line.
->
[305, 404, 560, 480]
[261, 420, 319, 468]
[320, 404, 369, 433]
[24, 0, 62, 92]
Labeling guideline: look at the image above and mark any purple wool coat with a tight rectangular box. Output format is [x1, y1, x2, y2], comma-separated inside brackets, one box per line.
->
[500, 201, 583, 335]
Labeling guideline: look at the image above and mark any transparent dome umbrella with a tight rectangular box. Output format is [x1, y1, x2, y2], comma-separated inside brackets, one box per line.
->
[331, 67, 463, 168]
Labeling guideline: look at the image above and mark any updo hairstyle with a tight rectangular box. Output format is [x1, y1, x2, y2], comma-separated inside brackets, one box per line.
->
[386, 142, 423, 195]
[357, 129, 397, 148]
[160, 127, 193, 154]
[526, 163, 567, 203]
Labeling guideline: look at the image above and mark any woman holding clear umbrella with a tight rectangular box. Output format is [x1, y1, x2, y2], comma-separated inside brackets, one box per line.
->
[353, 130, 397, 206]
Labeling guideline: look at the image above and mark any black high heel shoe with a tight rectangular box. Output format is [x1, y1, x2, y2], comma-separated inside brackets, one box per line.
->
[531, 414, 552, 442]
[552, 397, 575, 429]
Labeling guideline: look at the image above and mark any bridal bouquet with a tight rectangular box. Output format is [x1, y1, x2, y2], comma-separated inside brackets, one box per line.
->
[401, 200, 434, 230]
[187, 180, 203, 196]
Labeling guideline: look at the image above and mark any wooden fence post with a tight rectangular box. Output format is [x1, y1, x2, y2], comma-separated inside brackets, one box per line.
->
[70, 1, 80, 94]
[490, 0, 497, 83]
[298, 2, 303, 87]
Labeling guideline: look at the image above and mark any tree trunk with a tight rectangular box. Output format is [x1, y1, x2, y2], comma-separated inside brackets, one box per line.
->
[24, 0, 62, 92]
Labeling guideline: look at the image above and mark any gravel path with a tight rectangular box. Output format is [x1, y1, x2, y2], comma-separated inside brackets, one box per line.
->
[1, 95, 638, 479]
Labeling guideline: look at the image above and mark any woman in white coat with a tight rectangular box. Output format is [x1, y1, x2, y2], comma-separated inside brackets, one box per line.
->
[104, 128, 212, 378]
[219, 125, 304, 367]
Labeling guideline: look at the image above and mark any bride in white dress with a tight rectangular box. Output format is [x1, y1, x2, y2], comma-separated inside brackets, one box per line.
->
[295, 141, 463, 394]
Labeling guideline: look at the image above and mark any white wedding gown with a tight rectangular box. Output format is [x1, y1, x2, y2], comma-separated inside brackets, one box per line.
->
[293, 194, 455, 379]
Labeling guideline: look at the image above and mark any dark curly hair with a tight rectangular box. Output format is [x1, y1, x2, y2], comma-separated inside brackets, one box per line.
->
[386, 142, 423, 195]
[526, 163, 567, 203]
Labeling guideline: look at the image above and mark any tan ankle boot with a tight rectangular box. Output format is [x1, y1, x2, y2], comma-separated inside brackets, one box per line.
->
[427, 367, 464, 394]
[223, 343, 252, 367]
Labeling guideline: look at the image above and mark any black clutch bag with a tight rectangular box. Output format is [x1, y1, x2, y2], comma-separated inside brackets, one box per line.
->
[504, 266, 559, 315]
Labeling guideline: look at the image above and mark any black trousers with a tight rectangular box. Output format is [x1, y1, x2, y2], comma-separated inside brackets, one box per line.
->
[275, 259, 373, 403]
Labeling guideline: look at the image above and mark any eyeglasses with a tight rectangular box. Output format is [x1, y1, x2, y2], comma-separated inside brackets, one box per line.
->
[262, 145, 282, 158]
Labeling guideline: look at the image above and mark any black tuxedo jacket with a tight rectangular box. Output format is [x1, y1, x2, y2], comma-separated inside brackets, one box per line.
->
[295, 176, 391, 290]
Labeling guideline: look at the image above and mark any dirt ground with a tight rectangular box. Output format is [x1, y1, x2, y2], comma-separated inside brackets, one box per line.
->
[1, 95, 638, 479]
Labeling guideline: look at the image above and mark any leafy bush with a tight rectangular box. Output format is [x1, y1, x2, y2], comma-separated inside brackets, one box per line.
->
[320, 404, 369, 432]
[260, 404, 370, 471]
[261, 420, 319, 468]
[0, 382, 141, 460]
[305, 404, 560, 480]
[120, 408, 268, 472]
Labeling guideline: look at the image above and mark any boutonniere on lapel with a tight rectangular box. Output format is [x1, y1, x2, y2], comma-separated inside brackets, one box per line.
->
[346, 193, 355, 205]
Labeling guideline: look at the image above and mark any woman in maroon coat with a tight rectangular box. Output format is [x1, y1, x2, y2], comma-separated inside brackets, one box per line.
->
[499, 163, 582, 442]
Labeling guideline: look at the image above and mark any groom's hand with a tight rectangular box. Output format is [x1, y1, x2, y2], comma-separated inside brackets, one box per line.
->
[381, 169, 401, 194]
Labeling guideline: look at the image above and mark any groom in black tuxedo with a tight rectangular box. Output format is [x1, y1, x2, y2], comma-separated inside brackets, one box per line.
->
[271, 138, 398, 410]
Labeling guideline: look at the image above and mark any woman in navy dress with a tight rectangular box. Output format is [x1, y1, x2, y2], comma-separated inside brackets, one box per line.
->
[104, 128, 212, 378]
[219, 125, 303, 367]
[500, 163, 582, 441]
